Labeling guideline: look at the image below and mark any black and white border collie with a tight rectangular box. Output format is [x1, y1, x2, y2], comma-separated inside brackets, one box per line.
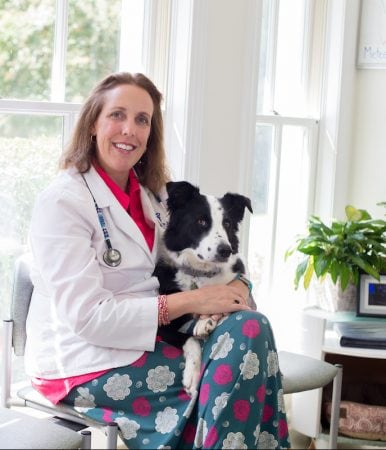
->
[154, 181, 253, 394]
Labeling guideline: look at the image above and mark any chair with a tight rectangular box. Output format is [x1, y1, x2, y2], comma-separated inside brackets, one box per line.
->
[0, 406, 91, 449]
[1, 254, 119, 450]
[278, 350, 342, 449]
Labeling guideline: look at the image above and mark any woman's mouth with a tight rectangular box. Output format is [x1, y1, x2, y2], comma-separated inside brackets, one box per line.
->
[113, 143, 136, 152]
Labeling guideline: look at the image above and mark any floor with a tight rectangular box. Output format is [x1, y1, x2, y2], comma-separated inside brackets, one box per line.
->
[10, 402, 386, 449]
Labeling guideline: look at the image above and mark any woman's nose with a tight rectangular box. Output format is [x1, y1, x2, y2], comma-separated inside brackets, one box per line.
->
[122, 118, 136, 136]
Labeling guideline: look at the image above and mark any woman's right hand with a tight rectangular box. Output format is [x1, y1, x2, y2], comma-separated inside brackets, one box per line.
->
[166, 284, 251, 321]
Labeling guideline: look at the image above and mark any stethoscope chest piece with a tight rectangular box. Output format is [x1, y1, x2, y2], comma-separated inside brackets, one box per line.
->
[103, 248, 122, 267]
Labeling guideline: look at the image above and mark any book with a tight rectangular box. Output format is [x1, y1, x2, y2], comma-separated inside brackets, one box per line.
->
[333, 321, 386, 349]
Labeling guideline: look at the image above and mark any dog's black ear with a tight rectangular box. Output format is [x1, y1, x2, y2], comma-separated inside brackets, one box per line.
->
[166, 181, 200, 210]
[221, 193, 253, 223]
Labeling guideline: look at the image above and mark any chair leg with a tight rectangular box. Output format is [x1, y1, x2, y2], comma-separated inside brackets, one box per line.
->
[328, 364, 343, 450]
[106, 422, 118, 449]
[1, 320, 13, 408]
[81, 429, 92, 449]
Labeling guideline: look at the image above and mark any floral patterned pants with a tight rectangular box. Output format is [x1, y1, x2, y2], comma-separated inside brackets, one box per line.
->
[62, 311, 290, 449]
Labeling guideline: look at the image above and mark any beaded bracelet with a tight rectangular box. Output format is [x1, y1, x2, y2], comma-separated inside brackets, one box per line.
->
[235, 273, 253, 293]
[158, 294, 170, 326]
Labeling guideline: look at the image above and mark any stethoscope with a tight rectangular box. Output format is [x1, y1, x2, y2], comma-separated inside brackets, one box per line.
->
[82, 175, 122, 267]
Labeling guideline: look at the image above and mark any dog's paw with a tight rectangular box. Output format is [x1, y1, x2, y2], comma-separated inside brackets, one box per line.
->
[193, 317, 218, 338]
[182, 338, 202, 395]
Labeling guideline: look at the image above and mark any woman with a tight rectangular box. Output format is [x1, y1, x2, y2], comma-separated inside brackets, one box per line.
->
[26, 72, 290, 449]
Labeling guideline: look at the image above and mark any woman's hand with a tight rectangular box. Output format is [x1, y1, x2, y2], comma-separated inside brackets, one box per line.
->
[228, 278, 250, 304]
[167, 284, 251, 321]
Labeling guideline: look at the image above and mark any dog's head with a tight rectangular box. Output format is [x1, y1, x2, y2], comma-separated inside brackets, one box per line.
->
[163, 181, 252, 270]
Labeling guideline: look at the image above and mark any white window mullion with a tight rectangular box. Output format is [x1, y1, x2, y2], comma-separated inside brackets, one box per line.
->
[143, 0, 171, 94]
[268, 0, 280, 113]
[51, 0, 69, 102]
[258, 0, 280, 113]
[0, 99, 80, 115]
[306, 120, 319, 217]
[267, 122, 283, 289]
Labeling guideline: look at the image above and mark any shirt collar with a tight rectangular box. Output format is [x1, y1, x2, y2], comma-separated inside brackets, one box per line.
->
[93, 162, 140, 211]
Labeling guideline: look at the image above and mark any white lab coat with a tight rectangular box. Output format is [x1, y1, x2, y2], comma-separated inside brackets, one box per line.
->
[25, 166, 167, 379]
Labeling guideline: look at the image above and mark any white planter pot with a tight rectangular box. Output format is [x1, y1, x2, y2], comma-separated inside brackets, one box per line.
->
[309, 276, 357, 312]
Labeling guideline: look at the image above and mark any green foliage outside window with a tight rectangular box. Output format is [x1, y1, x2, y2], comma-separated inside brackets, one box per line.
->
[0, 133, 61, 320]
[0, 0, 55, 101]
[0, 0, 121, 103]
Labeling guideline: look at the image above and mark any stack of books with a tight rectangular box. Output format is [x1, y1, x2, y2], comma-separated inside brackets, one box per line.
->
[334, 321, 386, 349]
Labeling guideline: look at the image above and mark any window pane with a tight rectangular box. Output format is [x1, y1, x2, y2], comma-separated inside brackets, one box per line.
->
[256, 0, 275, 114]
[248, 124, 313, 309]
[274, 0, 307, 116]
[248, 124, 274, 300]
[66, 0, 122, 102]
[0, 0, 55, 100]
[0, 114, 62, 324]
[273, 125, 312, 278]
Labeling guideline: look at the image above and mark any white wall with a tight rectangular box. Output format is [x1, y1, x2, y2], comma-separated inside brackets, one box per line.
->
[195, 0, 258, 197]
[349, 69, 386, 218]
[166, 0, 259, 199]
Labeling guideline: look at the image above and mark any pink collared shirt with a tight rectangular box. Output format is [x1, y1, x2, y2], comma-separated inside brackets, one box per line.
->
[32, 165, 155, 404]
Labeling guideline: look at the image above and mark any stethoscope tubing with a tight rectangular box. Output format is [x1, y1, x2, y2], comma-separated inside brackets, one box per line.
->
[81, 174, 122, 267]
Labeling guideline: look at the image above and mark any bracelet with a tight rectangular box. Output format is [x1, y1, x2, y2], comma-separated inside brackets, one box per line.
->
[158, 294, 170, 326]
[235, 273, 253, 293]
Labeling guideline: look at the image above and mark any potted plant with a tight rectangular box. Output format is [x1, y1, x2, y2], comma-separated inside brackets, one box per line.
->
[285, 204, 386, 311]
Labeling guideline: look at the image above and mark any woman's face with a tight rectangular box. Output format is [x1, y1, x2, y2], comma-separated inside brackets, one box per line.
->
[93, 84, 154, 187]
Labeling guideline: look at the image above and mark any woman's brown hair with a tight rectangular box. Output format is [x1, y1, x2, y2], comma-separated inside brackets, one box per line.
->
[60, 72, 170, 194]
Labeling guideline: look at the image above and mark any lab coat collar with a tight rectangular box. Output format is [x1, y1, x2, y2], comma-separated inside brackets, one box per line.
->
[82, 166, 159, 260]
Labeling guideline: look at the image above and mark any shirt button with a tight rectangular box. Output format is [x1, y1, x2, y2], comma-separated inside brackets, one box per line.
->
[144, 272, 151, 279]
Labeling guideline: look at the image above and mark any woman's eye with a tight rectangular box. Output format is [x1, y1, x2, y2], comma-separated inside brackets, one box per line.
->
[137, 115, 150, 126]
[197, 218, 207, 227]
[110, 111, 124, 119]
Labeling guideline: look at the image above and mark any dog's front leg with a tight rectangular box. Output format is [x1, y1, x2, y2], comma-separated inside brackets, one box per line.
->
[182, 337, 202, 395]
[193, 316, 218, 338]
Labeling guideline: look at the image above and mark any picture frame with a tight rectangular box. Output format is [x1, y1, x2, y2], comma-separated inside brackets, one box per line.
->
[357, 274, 386, 317]
[357, 0, 386, 69]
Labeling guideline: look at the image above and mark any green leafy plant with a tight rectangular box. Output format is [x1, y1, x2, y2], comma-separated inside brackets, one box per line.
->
[285, 205, 386, 291]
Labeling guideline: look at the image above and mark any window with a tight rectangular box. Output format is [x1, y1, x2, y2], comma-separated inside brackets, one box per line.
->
[248, 0, 326, 343]
[0, 1, 171, 378]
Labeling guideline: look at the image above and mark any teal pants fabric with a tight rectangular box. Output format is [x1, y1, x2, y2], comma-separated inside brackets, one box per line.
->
[63, 311, 290, 449]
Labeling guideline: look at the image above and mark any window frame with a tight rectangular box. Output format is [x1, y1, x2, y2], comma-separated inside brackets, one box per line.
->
[247, 0, 326, 305]
[0, 0, 171, 142]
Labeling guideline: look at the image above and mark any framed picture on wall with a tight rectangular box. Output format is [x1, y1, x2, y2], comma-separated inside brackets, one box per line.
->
[357, 274, 386, 317]
[357, 0, 386, 69]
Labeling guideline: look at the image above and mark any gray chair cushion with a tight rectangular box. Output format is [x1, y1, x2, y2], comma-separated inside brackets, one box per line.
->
[0, 407, 83, 449]
[279, 350, 338, 394]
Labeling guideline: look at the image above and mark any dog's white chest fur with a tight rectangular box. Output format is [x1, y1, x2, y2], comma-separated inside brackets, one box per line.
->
[175, 253, 240, 291]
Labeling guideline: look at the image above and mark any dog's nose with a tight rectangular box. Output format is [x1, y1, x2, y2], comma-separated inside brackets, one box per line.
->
[217, 243, 232, 260]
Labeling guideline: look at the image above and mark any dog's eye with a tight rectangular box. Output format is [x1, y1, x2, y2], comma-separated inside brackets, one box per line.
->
[197, 218, 207, 227]
[223, 219, 231, 229]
